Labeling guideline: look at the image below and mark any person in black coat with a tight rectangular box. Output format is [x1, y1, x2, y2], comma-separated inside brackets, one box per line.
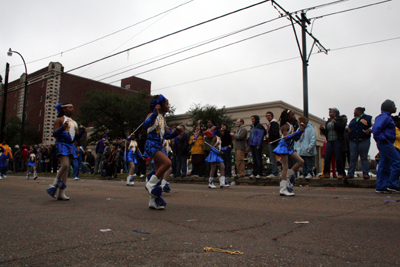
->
[175, 125, 190, 177]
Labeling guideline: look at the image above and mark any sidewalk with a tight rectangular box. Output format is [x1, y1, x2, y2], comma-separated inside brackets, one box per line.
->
[8, 172, 377, 188]
[169, 175, 377, 188]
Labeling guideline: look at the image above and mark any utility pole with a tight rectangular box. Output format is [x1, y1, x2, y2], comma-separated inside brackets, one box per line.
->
[271, 1, 329, 118]
[301, 12, 310, 118]
[1, 63, 10, 141]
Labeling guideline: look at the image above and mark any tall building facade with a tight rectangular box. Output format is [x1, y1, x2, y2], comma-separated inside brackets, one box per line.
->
[1, 62, 151, 145]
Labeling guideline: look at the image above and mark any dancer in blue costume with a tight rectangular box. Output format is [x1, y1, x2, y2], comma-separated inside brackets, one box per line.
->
[205, 127, 229, 189]
[26, 147, 38, 180]
[126, 134, 141, 186]
[143, 95, 182, 210]
[47, 103, 86, 200]
[273, 109, 305, 196]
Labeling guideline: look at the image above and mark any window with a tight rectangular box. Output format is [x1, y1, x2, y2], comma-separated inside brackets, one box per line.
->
[41, 80, 44, 87]
[40, 94, 43, 102]
[15, 91, 17, 97]
[125, 84, 131, 89]
[38, 124, 41, 131]
[39, 109, 42, 117]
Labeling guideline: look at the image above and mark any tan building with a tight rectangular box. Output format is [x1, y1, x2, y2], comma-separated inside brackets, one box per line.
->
[170, 100, 326, 173]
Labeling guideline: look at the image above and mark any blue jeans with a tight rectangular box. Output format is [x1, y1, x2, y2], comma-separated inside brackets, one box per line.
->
[301, 156, 314, 176]
[2, 161, 9, 176]
[324, 139, 345, 176]
[348, 139, 370, 177]
[376, 140, 400, 190]
[268, 143, 279, 176]
[176, 154, 188, 176]
[250, 146, 263, 176]
[222, 147, 232, 177]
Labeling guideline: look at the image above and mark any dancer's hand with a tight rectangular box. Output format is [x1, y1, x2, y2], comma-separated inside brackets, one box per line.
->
[62, 121, 69, 130]
[79, 125, 86, 132]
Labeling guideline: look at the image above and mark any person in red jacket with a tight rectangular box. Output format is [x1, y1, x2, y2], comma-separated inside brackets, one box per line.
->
[20, 144, 29, 172]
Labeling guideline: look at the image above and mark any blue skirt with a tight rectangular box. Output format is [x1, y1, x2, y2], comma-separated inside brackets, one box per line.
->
[127, 151, 137, 164]
[56, 142, 76, 158]
[144, 139, 166, 159]
[273, 139, 294, 156]
[27, 161, 36, 167]
[205, 150, 224, 163]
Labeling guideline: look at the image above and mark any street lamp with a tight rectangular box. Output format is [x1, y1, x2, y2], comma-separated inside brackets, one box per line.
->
[7, 48, 28, 147]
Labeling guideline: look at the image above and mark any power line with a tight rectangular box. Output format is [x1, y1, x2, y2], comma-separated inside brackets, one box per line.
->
[98, 16, 282, 82]
[310, 0, 392, 20]
[65, 0, 271, 74]
[9, 0, 195, 69]
[107, 24, 291, 84]
[94, 0, 349, 82]
[149, 36, 400, 92]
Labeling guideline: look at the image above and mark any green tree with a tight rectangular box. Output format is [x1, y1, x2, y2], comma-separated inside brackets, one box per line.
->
[0, 115, 40, 148]
[185, 103, 235, 131]
[78, 89, 150, 144]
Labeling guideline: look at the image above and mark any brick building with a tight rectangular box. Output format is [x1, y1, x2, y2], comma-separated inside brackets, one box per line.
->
[1, 62, 151, 145]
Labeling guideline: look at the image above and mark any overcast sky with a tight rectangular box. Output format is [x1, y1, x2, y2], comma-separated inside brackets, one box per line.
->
[1, 0, 399, 157]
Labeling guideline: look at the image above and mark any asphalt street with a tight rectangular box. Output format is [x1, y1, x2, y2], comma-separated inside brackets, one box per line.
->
[1, 175, 399, 266]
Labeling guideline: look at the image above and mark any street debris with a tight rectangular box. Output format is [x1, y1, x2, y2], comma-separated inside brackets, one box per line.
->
[294, 221, 309, 224]
[204, 247, 243, 255]
[133, 230, 151, 234]
[100, 229, 112, 232]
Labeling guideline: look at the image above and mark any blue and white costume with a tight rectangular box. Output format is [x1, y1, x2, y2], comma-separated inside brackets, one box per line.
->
[26, 153, 38, 180]
[205, 136, 224, 164]
[273, 123, 302, 155]
[47, 103, 85, 199]
[127, 140, 138, 164]
[142, 95, 178, 210]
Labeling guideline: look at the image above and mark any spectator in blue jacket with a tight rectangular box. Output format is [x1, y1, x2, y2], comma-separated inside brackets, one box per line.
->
[294, 117, 317, 179]
[0, 147, 11, 179]
[346, 107, 373, 179]
[247, 115, 266, 178]
[372, 100, 400, 193]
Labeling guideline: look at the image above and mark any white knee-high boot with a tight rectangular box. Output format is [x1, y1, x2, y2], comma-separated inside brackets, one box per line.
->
[208, 178, 216, 189]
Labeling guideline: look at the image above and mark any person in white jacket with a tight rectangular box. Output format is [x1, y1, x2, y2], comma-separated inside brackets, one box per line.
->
[294, 118, 317, 179]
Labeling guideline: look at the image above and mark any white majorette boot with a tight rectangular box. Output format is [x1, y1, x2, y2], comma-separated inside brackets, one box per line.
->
[34, 173, 38, 180]
[219, 176, 229, 188]
[149, 195, 165, 210]
[26, 174, 30, 180]
[225, 177, 230, 188]
[126, 175, 134, 186]
[57, 189, 70, 201]
[161, 179, 171, 193]
[287, 169, 296, 185]
[208, 178, 216, 189]
[145, 175, 162, 198]
[280, 180, 295, 196]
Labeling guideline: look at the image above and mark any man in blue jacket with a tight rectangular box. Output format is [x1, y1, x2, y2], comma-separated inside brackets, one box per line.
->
[247, 115, 266, 179]
[372, 100, 400, 193]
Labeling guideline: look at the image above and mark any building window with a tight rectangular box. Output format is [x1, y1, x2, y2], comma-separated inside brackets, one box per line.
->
[40, 94, 43, 102]
[15, 91, 17, 97]
[14, 103, 16, 110]
[41, 80, 44, 87]
[125, 84, 131, 89]
[39, 109, 42, 117]
[38, 124, 41, 131]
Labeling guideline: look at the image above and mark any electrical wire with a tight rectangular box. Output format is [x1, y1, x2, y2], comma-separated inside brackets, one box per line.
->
[97, 16, 282, 81]
[310, 0, 392, 20]
[106, 24, 291, 84]
[8, 0, 195, 69]
[149, 36, 400, 92]
[65, 0, 271, 73]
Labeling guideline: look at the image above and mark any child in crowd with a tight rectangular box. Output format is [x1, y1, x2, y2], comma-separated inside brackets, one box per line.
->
[273, 109, 305, 196]
[205, 127, 229, 189]
[72, 140, 85, 181]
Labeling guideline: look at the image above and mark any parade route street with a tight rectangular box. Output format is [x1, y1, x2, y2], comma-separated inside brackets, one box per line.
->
[1, 175, 399, 266]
